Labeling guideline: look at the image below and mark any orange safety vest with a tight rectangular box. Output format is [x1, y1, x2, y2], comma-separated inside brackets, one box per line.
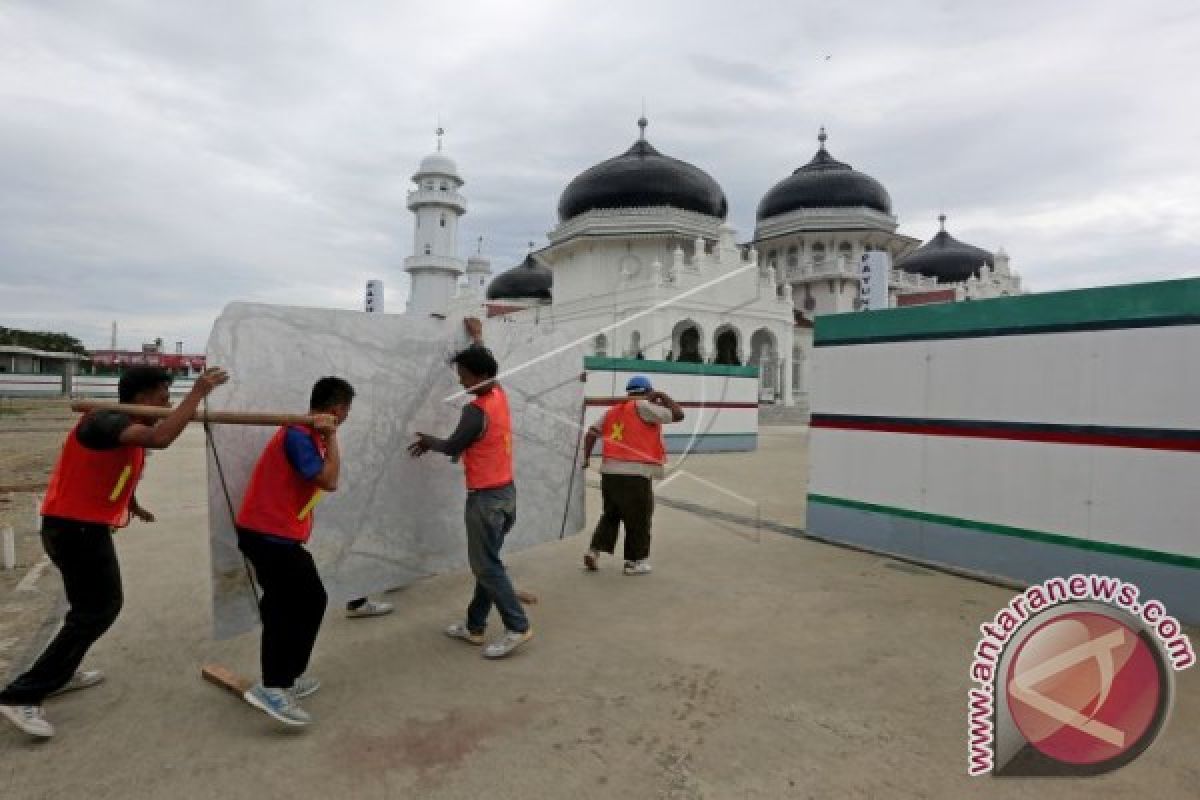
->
[42, 419, 146, 528]
[236, 425, 327, 543]
[600, 399, 666, 466]
[462, 386, 514, 490]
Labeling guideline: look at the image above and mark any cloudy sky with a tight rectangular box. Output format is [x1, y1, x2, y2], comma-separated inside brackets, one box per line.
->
[2, 0, 1197, 351]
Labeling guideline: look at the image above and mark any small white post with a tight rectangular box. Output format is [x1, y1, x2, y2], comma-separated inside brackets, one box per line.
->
[31, 493, 42, 531]
[2, 526, 15, 570]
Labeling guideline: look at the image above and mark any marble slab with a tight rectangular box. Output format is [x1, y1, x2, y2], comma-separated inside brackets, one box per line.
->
[205, 303, 587, 639]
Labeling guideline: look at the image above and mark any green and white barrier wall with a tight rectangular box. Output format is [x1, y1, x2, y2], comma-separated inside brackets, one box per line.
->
[808, 278, 1200, 623]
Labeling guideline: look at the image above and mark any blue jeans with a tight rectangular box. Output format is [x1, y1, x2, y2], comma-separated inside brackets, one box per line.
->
[464, 484, 528, 634]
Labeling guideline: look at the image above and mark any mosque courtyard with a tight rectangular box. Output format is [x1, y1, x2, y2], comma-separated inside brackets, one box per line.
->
[0, 418, 1195, 798]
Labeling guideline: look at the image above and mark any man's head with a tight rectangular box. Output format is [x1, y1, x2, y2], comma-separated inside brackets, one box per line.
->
[310, 376, 355, 424]
[625, 375, 653, 396]
[452, 345, 498, 394]
[118, 367, 173, 406]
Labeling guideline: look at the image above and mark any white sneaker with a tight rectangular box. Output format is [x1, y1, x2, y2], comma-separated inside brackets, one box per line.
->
[0, 703, 55, 738]
[483, 628, 534, 659]
[346, 599, 394, 619]
[444, 622, 485, 645]
[48, 669, 105, 697]
[289, 675, 321, 700]
[623, 560, 653, 576]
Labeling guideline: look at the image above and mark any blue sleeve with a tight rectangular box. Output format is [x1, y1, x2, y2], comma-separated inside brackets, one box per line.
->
[283, 427, 324, 481]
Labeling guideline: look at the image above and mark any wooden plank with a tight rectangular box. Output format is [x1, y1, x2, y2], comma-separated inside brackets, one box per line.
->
[201, 663, 252, 697]
[71, 402, 316, 426]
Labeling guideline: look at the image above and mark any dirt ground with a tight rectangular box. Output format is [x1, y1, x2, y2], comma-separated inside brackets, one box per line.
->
[0, 399, 73, 681]
[0, 408, 1196, 799]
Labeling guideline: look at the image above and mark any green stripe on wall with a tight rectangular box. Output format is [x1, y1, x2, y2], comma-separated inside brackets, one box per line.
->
[814, 278, 1200, 346]
[807, 493, 1200, 570]
[585, 356, 759, 378]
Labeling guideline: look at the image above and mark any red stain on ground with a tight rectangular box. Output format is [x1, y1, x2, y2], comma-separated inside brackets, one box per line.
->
[335, 701, 546, 788]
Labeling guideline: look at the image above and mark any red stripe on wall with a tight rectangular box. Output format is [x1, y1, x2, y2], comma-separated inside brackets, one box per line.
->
[811, 417, 1200, 453]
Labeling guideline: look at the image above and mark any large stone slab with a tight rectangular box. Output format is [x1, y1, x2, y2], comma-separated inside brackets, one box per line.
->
[205, 303, 587, 638]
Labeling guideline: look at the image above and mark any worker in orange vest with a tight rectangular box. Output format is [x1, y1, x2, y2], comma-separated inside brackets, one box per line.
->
[0, 366, 228, 740]
[408, 318, 532, 659]
[581, 375, 684, 575]
[235, 376, 354, 728]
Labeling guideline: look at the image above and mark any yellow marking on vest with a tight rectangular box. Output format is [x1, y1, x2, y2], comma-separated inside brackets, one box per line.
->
[297, 490, 324, 521]
[504, 433, 512, 455]
[109, 465, 133, 502]
[609, 422, 625, 442]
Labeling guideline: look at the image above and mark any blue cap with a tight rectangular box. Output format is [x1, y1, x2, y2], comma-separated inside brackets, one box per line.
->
[625, 375, 653, 394]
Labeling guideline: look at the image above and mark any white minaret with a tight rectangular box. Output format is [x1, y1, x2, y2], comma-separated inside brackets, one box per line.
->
[404, 127, 467, 315]
[465, 235, 492, 296]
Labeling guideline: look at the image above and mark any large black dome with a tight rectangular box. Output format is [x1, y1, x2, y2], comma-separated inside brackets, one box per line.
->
[486, 254, 552, 301]
[557, 120, 728, 222]
[897, 217, 994, 284]
[756, 129, 892, 220]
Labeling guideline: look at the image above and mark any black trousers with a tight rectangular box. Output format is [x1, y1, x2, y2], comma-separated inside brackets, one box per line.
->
[589, 473, 655, 562]
[236, 529, 327, 690]
[0, 518, 123, 706]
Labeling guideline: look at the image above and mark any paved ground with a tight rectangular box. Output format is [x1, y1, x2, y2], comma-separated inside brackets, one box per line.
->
[1, 425, 1196, 799]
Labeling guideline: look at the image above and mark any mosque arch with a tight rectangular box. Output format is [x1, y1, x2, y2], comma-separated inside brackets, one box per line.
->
[713, 324, 742, 366]
[671, 319, 704, 363]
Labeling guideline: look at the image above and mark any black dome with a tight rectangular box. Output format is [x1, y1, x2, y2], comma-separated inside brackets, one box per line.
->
[756, 129, 892, 220]
[897, 218, 994, 284]
[486, 254, 552, 301]
[557, 121, 728, 222]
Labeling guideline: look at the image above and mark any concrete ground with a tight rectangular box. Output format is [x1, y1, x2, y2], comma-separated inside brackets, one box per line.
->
[1, 426, 1196, 799]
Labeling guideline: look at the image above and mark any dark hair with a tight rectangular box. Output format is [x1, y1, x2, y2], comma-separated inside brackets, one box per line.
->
[310, 376, 355, 410]
[118, 367, 173, 403]
[452, 345, 498, 380]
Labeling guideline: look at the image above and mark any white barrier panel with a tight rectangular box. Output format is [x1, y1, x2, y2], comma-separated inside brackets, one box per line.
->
[808, 278, 1200, 623]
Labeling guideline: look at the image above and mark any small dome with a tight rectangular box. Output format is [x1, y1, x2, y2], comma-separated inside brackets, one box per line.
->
[897, 216, 994, 284]
[414, 127, 460, 181]
[486, 254, 552, 301]
[757, 128, 892, 220]
[415, 152, 459, 180]
[557, 119, 728, 222]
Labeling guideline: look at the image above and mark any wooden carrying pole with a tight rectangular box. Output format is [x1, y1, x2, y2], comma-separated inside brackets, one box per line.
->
[70, 401, 316, 427]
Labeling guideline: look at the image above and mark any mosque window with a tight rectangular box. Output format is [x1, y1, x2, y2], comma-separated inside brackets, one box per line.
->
[439, 182, 448, 191]
[812, 243, 826, 265]
[440, 215, 447, 228]
[786, 246, 799, 268]
[424, 244, 431, 255]
[594, 334, 608, 357]
[767, 249, 778, 267]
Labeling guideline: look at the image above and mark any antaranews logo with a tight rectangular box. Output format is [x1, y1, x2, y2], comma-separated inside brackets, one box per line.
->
[967, 574, 1195, 777]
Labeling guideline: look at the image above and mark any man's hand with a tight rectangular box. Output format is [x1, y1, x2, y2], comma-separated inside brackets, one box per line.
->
[647, 390, 668, 405]
[463, 317, 484, 344]
[581, 457, 590, 470]
[311, 413, 338, 436]
[191, 367, 230, 397]
[408, 434, 433, 458]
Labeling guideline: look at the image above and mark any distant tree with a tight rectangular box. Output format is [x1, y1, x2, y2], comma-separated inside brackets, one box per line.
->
[0, 326, 89, 355]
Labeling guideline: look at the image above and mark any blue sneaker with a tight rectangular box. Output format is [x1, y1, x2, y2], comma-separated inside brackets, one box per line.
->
[243, 683, 311, 726]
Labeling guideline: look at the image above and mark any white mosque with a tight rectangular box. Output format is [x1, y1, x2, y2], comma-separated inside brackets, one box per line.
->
[391, 121, 1024, 408]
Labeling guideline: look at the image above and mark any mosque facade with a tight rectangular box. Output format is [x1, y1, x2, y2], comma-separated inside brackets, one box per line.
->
[398, 122, 1024, 408]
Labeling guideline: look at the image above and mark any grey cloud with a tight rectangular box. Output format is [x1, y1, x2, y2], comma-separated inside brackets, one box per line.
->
[1, 0, 1197, 350]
